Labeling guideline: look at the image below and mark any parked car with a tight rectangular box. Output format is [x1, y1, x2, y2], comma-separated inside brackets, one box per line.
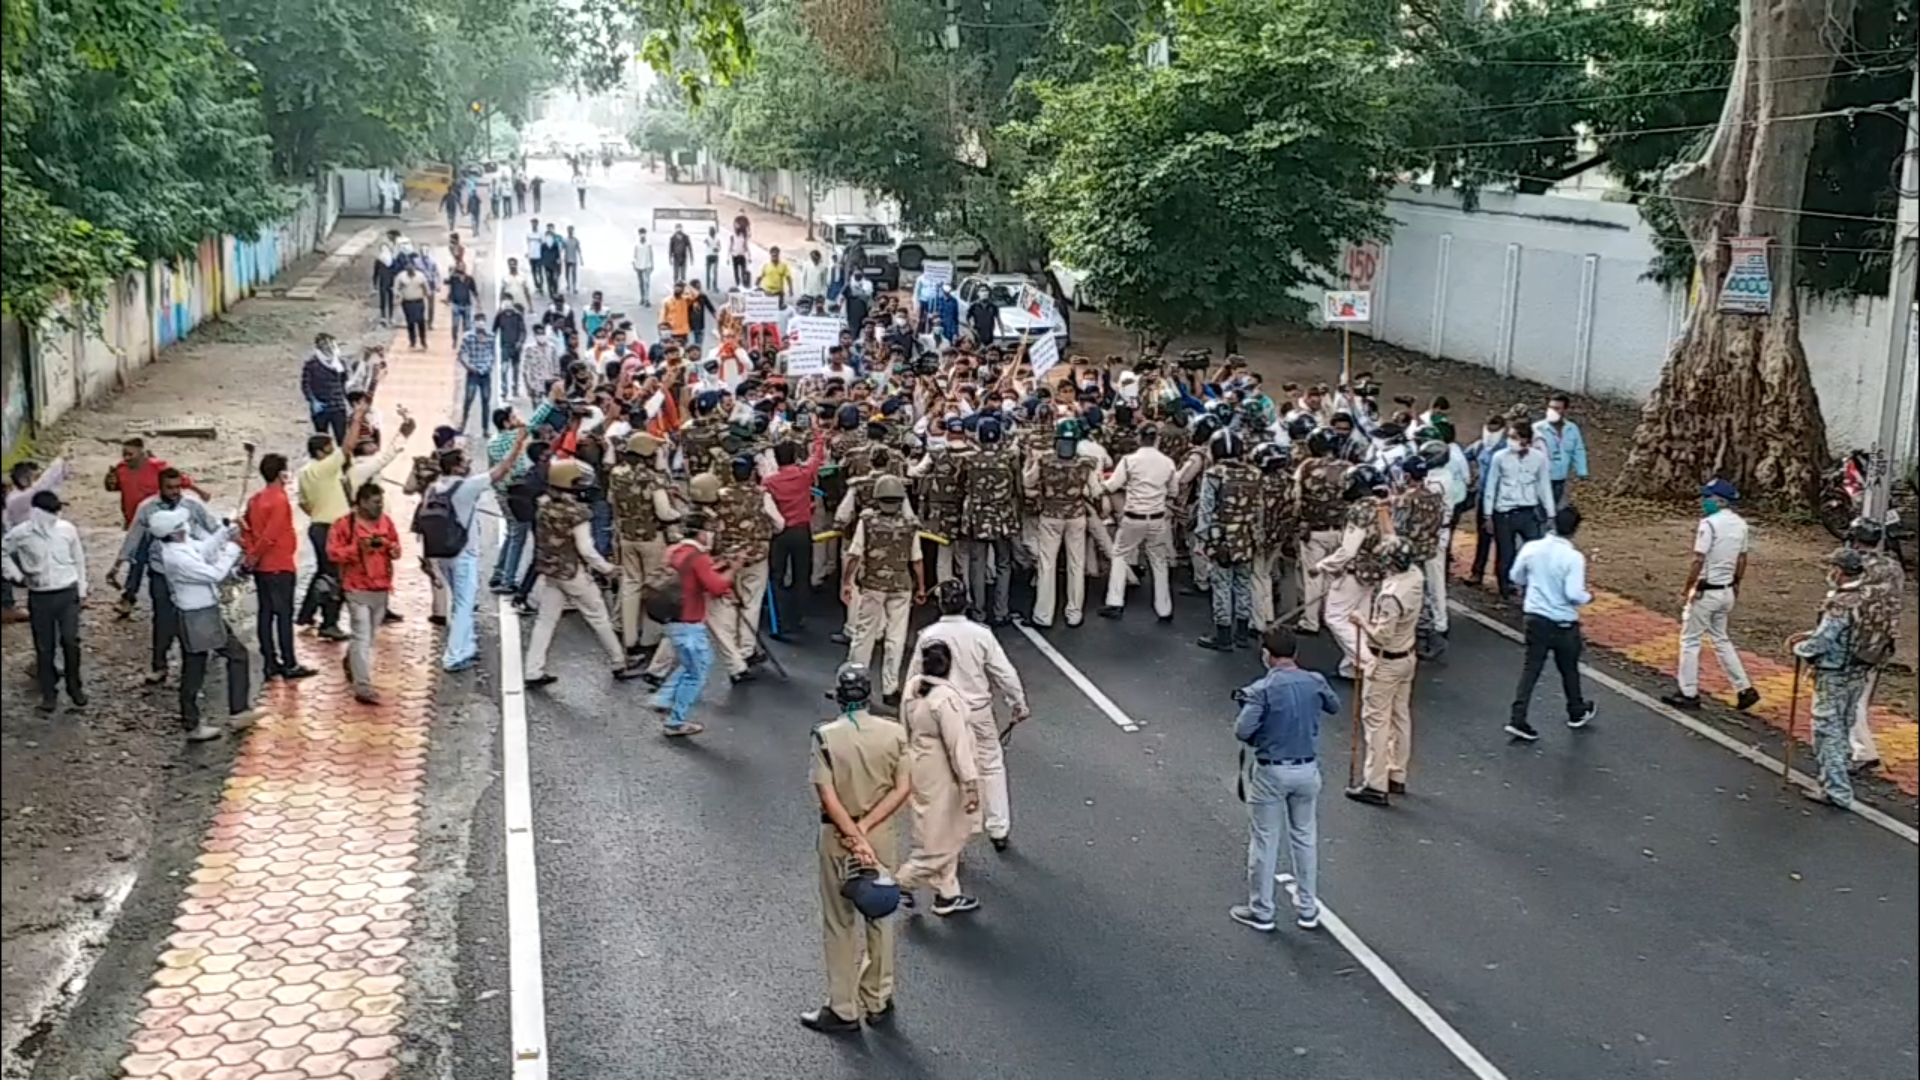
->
[814, 215, 900, 291]
[895, 235, 990, 291]
[958, 274, 1071, 349]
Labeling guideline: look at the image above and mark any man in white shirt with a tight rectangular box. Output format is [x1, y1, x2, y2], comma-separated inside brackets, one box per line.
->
[905, 581, 1031, 850]
[500, 257, 535, 312]
[632, 227, 656, 306]
[149, 507, 261, 742]
[525, 219, 545, 266]
[1099, 424, 1179, 619]
[703, 226, 723, 290]
[2, 490, 88, 710]
[796, 249, 831, 307]
[1662, 479, 1758, 712]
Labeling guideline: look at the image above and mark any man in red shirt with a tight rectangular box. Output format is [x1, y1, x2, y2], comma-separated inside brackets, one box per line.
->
[761, 425, 828, 638]
[650, 510, 733, 737]
[326, 482, 402, 704]
[106, 437, 205, 616]
[242, 454, 315, 681]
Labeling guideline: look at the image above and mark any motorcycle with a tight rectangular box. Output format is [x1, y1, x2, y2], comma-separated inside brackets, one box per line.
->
[1819, 449, 1916, 568]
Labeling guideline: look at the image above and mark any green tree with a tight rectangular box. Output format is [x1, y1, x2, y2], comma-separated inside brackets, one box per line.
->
[1014, 2, 1399, 350]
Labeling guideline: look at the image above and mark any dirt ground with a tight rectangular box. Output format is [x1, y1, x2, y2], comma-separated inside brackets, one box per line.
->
[1068, 316, 1919, 719]
[0, 235, 389, 1078]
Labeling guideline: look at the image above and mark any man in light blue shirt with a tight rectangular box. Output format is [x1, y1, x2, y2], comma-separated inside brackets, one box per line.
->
[1505, 504, 1595, 741]
[426, 430, 528, 672]
[1480, 418, 1555, 600]
[1539, 392, 1589, 509]
[1229, 627, 1339, 933]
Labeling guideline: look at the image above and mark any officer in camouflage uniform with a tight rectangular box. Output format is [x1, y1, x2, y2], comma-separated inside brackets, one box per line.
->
[1346, 535, 1425, 806]
[815, 403, 874, 599]
[1314, 464, 1391, 678]
[1023, 419, 1099, 629]
[1294, 429, 1349, 635]
[681, 390, 731, 477]
[1249, 441, 1297, 633]
[833, 445, 914, 647]
[1174, 414, 1221, 594]
[843, 476, 926, 705]
[1791, 546, 1893, 808]
[523, 461, 633, 686]
[1394, 453, 1451, 659]
[711, 452, 781, 684]
[960, 416, 1019, 625]
[1842, 519, 1905, 771]
[910, 417, 971, 586]
[609, 431, 680, 654]
[1193, 430, 1263, 651]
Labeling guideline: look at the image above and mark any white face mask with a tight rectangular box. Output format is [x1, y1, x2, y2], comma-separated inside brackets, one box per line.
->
[1545, 408, 1563, 423]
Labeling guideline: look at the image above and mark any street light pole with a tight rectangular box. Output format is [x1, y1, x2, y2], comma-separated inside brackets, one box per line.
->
[1864, 68, 1918, 528]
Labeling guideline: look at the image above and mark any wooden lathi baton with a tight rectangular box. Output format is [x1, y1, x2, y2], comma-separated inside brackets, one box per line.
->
[1782, 657, 1802, 790]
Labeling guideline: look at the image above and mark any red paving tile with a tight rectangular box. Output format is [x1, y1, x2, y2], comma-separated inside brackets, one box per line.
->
[1451, 535, 1917, 795]
[119, 311, 458, 1078]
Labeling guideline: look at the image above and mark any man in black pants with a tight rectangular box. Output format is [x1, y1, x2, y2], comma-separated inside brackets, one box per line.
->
[1504, 505, 1596, 741]
[1478, 418, 1553, 599]
[3, 490, 88, 711]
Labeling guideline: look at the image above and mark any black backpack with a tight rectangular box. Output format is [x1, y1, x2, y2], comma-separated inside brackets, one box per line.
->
[642, 550, 688, 625]
[413, 482, 469, 558]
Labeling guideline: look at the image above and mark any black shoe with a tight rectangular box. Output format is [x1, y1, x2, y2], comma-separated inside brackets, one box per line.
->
[729, 670, 757, 685]
[642, 672, 665, 689]
[898, 890, 916, 910]
[526, 674, 559, 688]
[864, 1000, 896, 1027]
[1504, 721, 1540, 742]
[1345, 785, 1390, 806]
[1660, 692, 1702, 711]
[1568, 701, 1597, 729]
[1064, 618, 1082, 629]
[748, 651, 769, 667]
[68, 689, 88, 708]
[1295, 625, 1319, 636]
[931, 894, 979, 916]
[988, 615, 1012, 628]
[1850, 758, 1881, 775]
[284, 665, 319, 680]
[613, 666, 647, 682]
[317, 625, 351, 642]
[626, 643, 654, 659]
[799, 1007, 862, 1035]
[1156, 612, 1174, 623]
[36, 698, 57, 714]
[382, 611, 404, 625]
[830, 631, 851, 645]
[882, 691, 901, 708]
[990, 835, 1010, 853]
[1388, 780, 1407, 795]
[1735, 687, 1761, 711]
[431, 613, 450, 626]
[1097, 606, 1123, 620]
[1196, 625, 1234, 651]
[1232, 620, 1253, 649]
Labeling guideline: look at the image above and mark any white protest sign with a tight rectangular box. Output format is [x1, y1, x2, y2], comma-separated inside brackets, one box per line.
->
[920, 260, 954, 288]
[788, 315, 844, 368]
[1323, 290, 1371, 323]
[785, 349, 827, 377]
[742, 291, 782, 324]
[1717, 237, 1773, 315]
[1020, 284, 1060, 325]
[1026, 332, 1061, 378]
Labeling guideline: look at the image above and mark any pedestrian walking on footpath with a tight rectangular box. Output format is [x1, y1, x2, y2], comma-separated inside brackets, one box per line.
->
[1230, 627, 1335, 933]
[395, 258, 430, 349]
[457, 314, 497, 437]
[891, 641, 983, 917]
[241, 454, 315, 682]
[1790, 546, 1897, 808]
[1505, 504, 1596, 741]
[632, 228, 656, 306]
[803, 662, 911, 1035]
[327, 482, 402, 704]
[2, 490, 89, 712]
[563, 225, 583, 294]
[905, 581, 1030, 851]
[150, 508, 262, 743]
[1662, 479, 1759, 712]
[301, 334, 351, 447]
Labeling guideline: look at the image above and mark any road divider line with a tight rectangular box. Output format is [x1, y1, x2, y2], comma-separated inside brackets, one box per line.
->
[1448, 601, 1918, 845]
[1013, 624, 1140, 733]
[1279, 874, 1510, 1080]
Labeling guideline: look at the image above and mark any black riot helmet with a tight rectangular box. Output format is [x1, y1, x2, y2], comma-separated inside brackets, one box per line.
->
[1189, 414, 1220, 446]
[833, 662, 873, 706]
[1305, 427, 1338, 458]
[730, 453, 757, 482]
[935, 578, 970, 616]
[1342, 463, 1389, 502]
[1252, 442, 1290, 474]
[1285, 413, 1317, 443]
[1399, 455, 1429, 481]
[1211, 429, 1246, 461]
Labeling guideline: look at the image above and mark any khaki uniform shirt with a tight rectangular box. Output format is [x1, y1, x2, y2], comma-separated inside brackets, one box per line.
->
[1363, 568, 1426, 655]
[811, 710, 909, 820]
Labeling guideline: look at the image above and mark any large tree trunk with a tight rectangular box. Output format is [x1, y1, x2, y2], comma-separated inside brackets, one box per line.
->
[1612, 0, 1850, 506]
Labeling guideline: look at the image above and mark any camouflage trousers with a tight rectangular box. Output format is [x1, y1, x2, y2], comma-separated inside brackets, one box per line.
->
[1209, 563, 1252, 627]
[1809, 668, 1872, 807]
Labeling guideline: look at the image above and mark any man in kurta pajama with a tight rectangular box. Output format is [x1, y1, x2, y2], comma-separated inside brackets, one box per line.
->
[905, 580, 1029, 851]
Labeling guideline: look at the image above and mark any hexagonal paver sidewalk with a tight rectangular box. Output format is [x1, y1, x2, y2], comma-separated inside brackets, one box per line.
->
[119, 317, 457, 1080]
[1450, 534, 1917, 795]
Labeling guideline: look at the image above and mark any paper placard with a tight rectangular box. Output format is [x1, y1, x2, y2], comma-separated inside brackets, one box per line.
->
[785, 349, 827, 377]
[920, 260, 954, 287]
[1717, 237, 1773, 315]
[1323, 290, 1371, 323]
[742, 292, 782, 324]
[790, 315, 844, 350]
[1027, 332, 1061, 378]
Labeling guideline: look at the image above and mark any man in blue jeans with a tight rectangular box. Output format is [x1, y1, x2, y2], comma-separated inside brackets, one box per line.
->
[457, 313, 496, 437]
[424, 429, 529, 672]
[651, 510, 734, 737]
[1230, 626, 1339, 932]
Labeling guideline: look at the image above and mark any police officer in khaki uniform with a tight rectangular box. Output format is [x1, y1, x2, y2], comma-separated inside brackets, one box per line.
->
[844, 476, 926, 706]
[834, 446, 914, 647]
[803, 663, 912, 1035]
[1346, 536, 1424, 806]
[524, 461, 636, 686]
[1315, 463, 1391, 678]
[1023, 420, 1099, 628]
[608, 431, 681, 655]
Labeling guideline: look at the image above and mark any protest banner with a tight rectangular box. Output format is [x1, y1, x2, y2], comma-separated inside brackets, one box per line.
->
[1027, 331, 1062, 378]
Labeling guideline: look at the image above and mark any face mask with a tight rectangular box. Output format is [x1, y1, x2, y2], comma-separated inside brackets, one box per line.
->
[1701, 498, 1722, 516]
[1545, 408, 1563, 423]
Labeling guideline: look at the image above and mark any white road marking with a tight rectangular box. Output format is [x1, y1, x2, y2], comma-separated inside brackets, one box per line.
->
[1278, 874, 1510, 1080]
[1447, 601, 1918, 846]
[487, 213, 552, 1079]
[1013, 623, 1140, 732]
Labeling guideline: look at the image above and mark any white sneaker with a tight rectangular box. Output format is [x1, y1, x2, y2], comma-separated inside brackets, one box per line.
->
[185, 725, 225, 743]
[229, 708, 266, 731]
[1229, 905, 1276, 932]
[1296, 909, 1322, 930]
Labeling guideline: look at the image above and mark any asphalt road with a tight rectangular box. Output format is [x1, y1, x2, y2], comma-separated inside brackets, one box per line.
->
[448, 167, 1920, 1080]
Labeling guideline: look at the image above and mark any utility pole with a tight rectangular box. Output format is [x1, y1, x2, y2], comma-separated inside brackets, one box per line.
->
[1865, 68, 1918, 527]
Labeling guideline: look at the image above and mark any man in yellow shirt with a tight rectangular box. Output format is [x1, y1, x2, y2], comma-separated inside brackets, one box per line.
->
[757, 246, 792, 308]
[295, 399, 368, 640]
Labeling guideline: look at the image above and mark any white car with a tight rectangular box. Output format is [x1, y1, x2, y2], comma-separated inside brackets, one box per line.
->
[958, 274, 1071, 349]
